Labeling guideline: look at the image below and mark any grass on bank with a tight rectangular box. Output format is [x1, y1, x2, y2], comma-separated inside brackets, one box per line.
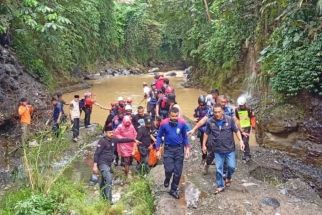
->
[0, 177, 154, 215]
[0, 124, 154, 215]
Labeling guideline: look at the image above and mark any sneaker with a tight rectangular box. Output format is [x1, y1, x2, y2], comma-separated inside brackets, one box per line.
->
[164, 178, 170, 188]
[203, 164, 209, 175]
[169, 190, 180, 199]
[72, 138, 78, 142]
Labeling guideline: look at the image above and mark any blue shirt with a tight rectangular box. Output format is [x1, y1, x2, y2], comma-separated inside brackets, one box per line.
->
[53, 104, 62, 123]
[224, 106, 235, 118]
[207, 106, 235, 118]
[156, 118, 189, 149]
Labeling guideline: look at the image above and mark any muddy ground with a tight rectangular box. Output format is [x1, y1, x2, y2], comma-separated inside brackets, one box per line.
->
[150, 131, 322, 215]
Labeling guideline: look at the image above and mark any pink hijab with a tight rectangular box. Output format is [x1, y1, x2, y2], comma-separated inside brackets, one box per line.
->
[114, 116, 137, 157]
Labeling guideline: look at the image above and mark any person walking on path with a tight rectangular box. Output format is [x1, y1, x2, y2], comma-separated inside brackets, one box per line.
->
[193, 95, 211, 164]
[202, 104, 244, 194]
[235, 95, 254, 162]
[93, 125, 136, 202]
[205, 89, 219, 107]
[135, 117, 152, 173]
[114, 115, 137, 176]
[156, 107, 191, 199]
[132, 106, 149, 131]
[70, 95, 80, 142]
[51, 97, 62, 136]
[18, 98, 33, 144]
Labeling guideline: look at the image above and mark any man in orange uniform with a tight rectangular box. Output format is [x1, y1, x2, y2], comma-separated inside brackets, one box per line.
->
[18, 98, 33, 144]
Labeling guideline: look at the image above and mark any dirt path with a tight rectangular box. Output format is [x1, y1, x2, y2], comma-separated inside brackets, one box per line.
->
[150, 132, 322, 215]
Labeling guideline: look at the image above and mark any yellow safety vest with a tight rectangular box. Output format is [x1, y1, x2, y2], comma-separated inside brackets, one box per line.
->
[238, 110, 251, 128]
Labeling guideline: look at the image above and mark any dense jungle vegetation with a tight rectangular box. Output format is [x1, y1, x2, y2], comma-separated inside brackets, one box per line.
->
[1, 0, 321, 95]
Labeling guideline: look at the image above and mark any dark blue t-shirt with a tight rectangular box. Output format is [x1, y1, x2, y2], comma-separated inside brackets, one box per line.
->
[53, 104, 62, 123]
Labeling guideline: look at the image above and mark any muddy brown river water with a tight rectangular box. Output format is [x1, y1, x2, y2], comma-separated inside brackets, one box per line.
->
[64, 72, 205, 124]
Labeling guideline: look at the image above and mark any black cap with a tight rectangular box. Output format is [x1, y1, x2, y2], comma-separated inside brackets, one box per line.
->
[104, 123, 113, 132]
[210, 89, 219, 94]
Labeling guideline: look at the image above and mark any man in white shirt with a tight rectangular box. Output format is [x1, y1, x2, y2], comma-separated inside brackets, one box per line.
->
[70, 95, 80, 142]
[143, 82, 151, 102]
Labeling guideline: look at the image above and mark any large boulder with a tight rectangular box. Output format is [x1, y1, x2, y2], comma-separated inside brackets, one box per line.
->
[256, 94, 322, 166]
[0, 46, 50, 131]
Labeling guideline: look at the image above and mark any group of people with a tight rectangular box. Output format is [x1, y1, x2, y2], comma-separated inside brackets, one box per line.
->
[190, 90, 255, 194]
[94, 75, 184, 201]
[17, 73, 255, 202]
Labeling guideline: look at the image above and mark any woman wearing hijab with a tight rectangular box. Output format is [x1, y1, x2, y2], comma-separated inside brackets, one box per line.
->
[114, 115, 137, 176]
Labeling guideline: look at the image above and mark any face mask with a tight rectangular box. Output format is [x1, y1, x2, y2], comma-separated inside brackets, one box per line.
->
[169, 119, 178, 127]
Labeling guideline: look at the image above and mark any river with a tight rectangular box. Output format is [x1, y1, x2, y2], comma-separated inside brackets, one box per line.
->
[64, 71, 206, 124]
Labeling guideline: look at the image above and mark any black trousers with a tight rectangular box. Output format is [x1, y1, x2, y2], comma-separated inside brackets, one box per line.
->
[242, 132, 251, 158]
[198, 131, 207, 160]
[84, 107, 92, 127]
[72, 118, 80, 138]
[163, 145, 184, 191]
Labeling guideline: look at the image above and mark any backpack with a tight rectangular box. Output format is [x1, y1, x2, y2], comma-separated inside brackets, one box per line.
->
[79, 99, 85, 111]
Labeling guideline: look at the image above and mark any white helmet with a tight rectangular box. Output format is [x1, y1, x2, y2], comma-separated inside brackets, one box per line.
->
[117, 96, 124, 102]
[237, 96, 247, 106]
[125, 104, 132, 111]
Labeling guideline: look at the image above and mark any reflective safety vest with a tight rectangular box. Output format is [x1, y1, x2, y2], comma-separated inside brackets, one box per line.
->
[238, 110, 251, 128]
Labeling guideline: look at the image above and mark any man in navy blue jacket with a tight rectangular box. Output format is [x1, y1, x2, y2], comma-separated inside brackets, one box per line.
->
[156, 107, 191, 199]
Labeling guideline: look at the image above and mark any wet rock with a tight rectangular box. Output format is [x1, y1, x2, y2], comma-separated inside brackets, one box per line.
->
[260, 197, 280, 209]
[257, 94, 322, 166]
[122, 69, 130, 76]
[166, 72, 177, 77]
[282, 178, 321, 204]
[185, 181, 201, 209]
[148, 67, 159, 73]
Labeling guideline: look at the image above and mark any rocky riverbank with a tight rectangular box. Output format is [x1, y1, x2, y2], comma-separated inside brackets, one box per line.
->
[149, 131, 322, 215]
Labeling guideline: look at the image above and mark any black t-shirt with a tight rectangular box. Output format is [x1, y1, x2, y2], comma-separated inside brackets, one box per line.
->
[132, 114, 149, 130]
[94, 136, 134, 166]
[137, 126, 152, 148]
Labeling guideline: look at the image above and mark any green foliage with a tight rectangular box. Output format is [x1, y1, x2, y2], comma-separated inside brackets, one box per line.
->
[1, 0, 120, 87]
[121, 178, 154, 215]
[260, 1, 322, 96]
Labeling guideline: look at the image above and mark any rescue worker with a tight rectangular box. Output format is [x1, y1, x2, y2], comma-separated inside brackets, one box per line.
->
[156, 107, 191, 199]
[132, 106, 149, 130]
[18, 98, 33, 144]
[136, 117, 152, 173]
[193, 95, 211, 163]
[70, 95, 80, 142]
[205, 89, 219, 107]
[156, 91, 170, 119]
[162, 78, 175, 96]
[235, 96, 254, 162]
[202, 104, 244, 194]
[147, 83, 158, 119]
[93, 125, 136, 201]
[51, 97, 62, 136]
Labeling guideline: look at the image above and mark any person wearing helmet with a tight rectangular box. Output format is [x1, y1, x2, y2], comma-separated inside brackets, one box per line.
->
[193, 95, 211, 163]
[235, 95, 253, 162]
[117, 97, 125, 113]
[155, 74, 164, 90]
[125, 104, 133, 116]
